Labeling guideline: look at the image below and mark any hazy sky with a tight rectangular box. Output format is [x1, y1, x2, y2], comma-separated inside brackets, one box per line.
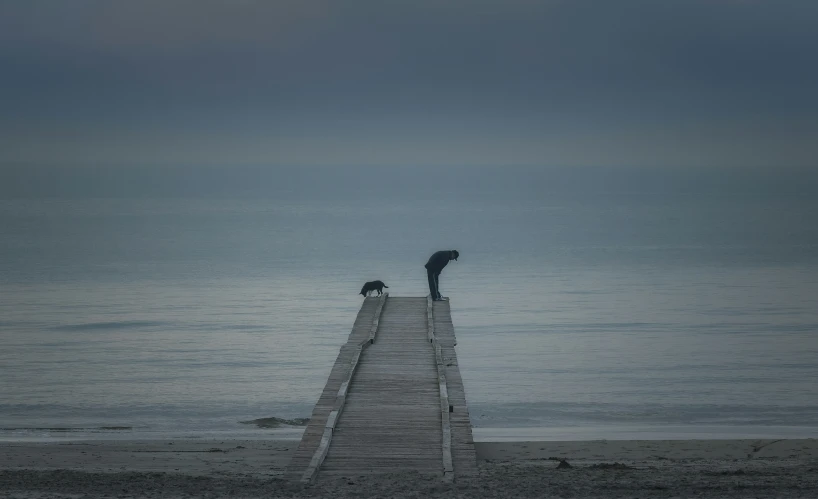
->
[1, 0, 817, 168]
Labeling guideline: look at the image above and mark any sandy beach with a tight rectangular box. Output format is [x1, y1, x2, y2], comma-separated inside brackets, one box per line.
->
[2, 438, 817, 498]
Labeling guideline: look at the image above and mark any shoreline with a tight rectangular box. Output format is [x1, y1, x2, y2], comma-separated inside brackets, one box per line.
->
[2, 437, 817, 498]
[5, 423, 818, 444]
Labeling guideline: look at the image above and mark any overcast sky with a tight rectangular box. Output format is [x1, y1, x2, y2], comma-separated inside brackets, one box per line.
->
[1, 0, 817, 168]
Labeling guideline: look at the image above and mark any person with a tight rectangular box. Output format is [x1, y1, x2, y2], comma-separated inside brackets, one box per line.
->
[424, 250, 459, 301]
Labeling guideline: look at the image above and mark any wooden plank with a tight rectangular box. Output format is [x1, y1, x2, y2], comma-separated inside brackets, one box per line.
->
[301, 428, 332, 482]
[426, 295, 435, 343]
[433, 299, 478, 478]
[367, 292, 387, 344]
[427, 295, 455, 482]
[287, 295, 476, 481]
[319, 297, 442, 477]
[290, 293, 388, 482]
[326, 410, 339, 429]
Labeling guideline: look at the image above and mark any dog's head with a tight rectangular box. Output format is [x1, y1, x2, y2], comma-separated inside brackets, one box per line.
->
[451, 250, 459, 261]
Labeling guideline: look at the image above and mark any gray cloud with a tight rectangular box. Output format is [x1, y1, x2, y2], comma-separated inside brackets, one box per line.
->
[1, 0, 817, 167]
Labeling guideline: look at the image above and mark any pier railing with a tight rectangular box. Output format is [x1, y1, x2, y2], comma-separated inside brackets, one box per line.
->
[427, 295, 454, 482]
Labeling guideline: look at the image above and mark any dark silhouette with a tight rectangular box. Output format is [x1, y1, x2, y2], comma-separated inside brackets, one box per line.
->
[359, 280, 389, 297]
[424, 250, 459, 301]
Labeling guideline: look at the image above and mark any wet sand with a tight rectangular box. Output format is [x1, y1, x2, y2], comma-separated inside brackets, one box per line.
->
[2, 438, 817, 498]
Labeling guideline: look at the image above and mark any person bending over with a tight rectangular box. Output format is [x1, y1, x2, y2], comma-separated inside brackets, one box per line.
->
[424, 250, 459, 301]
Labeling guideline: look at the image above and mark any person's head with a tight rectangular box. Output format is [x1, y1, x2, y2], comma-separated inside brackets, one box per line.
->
[451, 250, 459, 261]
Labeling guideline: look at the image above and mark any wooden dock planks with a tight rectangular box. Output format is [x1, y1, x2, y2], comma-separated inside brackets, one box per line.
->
[284, 295, 384, 480]
[285, 296, 477, 481]
[320, 297, 441, 476]
[432, 299, 479, 478]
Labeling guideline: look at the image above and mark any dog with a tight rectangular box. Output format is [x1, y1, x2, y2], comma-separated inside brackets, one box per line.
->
[359, 280, 389, 297]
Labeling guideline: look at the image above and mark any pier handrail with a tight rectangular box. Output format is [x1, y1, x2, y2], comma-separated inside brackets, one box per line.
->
[427, 295, 454, 482]
[300, 292, 388, 483]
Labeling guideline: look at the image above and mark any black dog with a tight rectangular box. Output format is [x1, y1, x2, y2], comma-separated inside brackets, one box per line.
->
[360, 280, 389, 297]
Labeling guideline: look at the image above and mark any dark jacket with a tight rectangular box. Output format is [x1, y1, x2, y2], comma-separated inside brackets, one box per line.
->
[425, 250, 452, 273]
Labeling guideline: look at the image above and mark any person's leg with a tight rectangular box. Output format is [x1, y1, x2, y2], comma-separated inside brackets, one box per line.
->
[434, 272, 442, 300]
[427, 269, 438, 299]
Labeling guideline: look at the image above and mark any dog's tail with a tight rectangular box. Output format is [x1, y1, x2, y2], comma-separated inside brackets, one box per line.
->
[383, 284, 389, 288]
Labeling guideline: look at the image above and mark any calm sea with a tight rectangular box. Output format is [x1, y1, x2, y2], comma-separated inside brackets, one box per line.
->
[2, 166, 817, 441]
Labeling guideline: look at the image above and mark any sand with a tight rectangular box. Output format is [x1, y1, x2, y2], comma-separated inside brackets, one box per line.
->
[2, 438, 818, 498]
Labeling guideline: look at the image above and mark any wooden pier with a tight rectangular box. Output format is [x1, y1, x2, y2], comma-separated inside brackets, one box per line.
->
[285, 295, 477, 482]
